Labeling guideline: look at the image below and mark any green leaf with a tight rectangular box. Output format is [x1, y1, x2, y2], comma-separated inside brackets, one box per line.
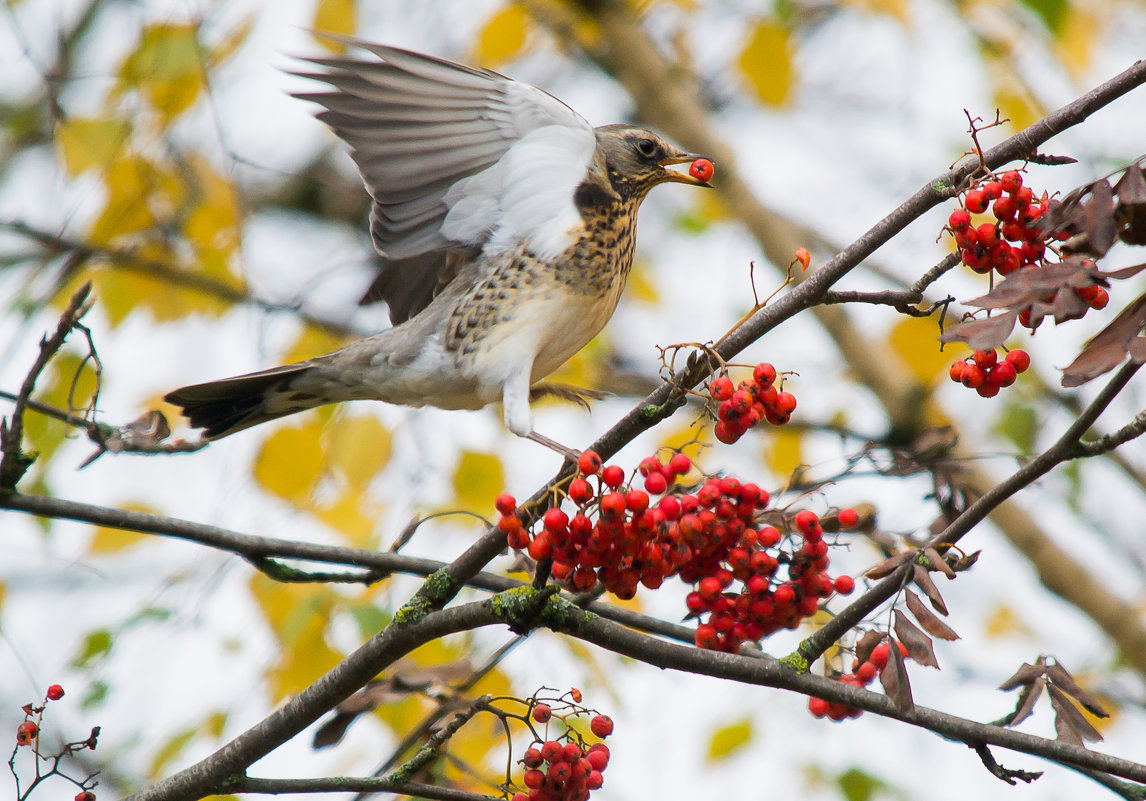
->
[836, 766, 893, 801]
[72, 629, 113, 667]
[997, 402, 1037, 453]
[1019, 0, 1069, 32]
[705, 717, 753, 762]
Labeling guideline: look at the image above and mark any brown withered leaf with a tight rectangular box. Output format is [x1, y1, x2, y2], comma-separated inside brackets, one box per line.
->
[994, 676, 1045, 727]
[893, 609, 939, 668]
[1082, 179, 1117, 257]
[962, 260, 1096, 311]
[880, 637, 915, 714]
[1046, 662, 1109, 718]
[865, 551, 915, 579]
[1061, 291, 1146, 387]
[1102, 261, 1146, 281]
[950, 549, 981, 572]
[854, 629, 884, 667]
[1048, 684, 1104, 745]
[1115, 165, 1146, 245]
[939, 310, 1019, 351]
[998, 661, 1046, 691]
[911, 565, 949, 615]
[905, 589, 959, 641]
[922, 547, 956, 580]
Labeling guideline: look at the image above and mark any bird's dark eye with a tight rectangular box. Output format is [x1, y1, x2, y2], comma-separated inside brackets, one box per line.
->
[635, 138, 657, 158]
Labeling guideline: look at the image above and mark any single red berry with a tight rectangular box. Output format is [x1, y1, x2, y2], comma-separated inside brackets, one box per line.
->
[794, 509, 818, 533]
[524, 747, 544, 768]
[870, 641, 891, 669]
[625, 489, 650, 513]
[689, 158, 715, 182]
[833, 575, 856, 595]
[527, 532, 552, 561]
[643, 471, 668, 495]
[532, 704, 552, 723]
[713, 420, 740, 444]
[973, 349, 997, 369]
[964, 189, 988, 213]
[1000, 170, 1023, 194]
[543, 508, 569, 532]
[1012, 185, 1034, 206]
[976, 222, 999, 247]
[961, 247, 989, 273]
[495, 493, 517, 515]
[548, 761, 572, 784]
[989, 361, 1017, 387]
[498, 514, 522, 534]
[992, 195, 1017, 221]
[1005, 349, 1031, 372]
[669, 452, 691, 475]
[1089, 287, 1110, 310]
[855, 661, 878, 684]
[523, 769, 545, 789]
[590, 714, 614, 737]
[976, 382, 1001, 398]
[587, 770, 605, 789]
[587, 745, 610, 770]
[577, 450, 602, 476]
[774, 391, 797, 415]
[600, 491, 627, 518]
[753, 362, 778, 387]
[563, 742, 583, 762]
[949, 360, 967, 382]
[568, 477, 593, 505]
[960, 364, 985, 389]
[16, 720, 38, 746]
[541, 740, 564, 762]
[75, 793, 96, 801]
[709, 376, 734, 401]
[511, 793, 528, 801]
[601, 465, 625, 488]
[46, 684, 65, 701]
[981, 180, 1003, 200]
[695, 623, 719, 649]
[947, 208, 971, 231]
[808, 697, 830, 718]
[837, 507, 859, 528]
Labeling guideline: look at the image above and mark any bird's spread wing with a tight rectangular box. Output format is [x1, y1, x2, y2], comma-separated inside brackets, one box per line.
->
[293, 39, 596, 322]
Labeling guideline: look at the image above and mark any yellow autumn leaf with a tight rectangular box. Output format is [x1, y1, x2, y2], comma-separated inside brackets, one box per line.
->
[325, 414, 392, 489]
[56, 117, 132, 176]
[840, 0, 907, 20]
[253, 419, 326, 505]
[991, 78, 1045, 133]
[626, 260, 660, 304]
[148, 727, 197, 779]
[887, 314, 952, 386]
[657, 420, 708, 461]
[738, 20, 793, 107]
[89, 502, 155, 552]
[984, 602, 1034, 639]
[473, 4, 529, 67]
[184, 156, 241, 258]
[118, 24, 204, 120]
[205, 16, 255, 70]
[250, 576, 342, 699]
[706, 717, 753, 761]
[1054, 6, 1099, 76]
[314, 488, 383, 546]
[451, 450, 505, 514]
[763, 425, 803, 480]
[312, 0, 357, 51]
[23, 352, 99, 463]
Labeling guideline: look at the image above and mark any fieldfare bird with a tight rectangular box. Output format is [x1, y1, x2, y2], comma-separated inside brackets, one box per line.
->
[165, 39, 712, 456]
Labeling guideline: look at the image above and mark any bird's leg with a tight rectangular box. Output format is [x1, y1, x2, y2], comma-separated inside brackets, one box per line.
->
[527, 430, 581, 462]
[503, 364, 580, 461]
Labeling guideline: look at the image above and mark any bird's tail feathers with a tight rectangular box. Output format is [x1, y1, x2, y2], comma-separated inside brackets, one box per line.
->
[165, 363, 327, 440]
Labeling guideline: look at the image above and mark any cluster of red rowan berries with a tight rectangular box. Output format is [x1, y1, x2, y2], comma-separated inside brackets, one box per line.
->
[948, 347, 1031, 398]
[808, 639, 910, 721]
[707, 362, 796, 444]
[949, 170, 1108, 331]
[497, 452, 858, 653]
[950, 171, 1050, 277]
[513, 694, 613, 801]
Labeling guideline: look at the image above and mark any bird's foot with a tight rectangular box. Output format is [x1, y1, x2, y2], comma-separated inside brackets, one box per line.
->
[527, 431, 581, 462]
